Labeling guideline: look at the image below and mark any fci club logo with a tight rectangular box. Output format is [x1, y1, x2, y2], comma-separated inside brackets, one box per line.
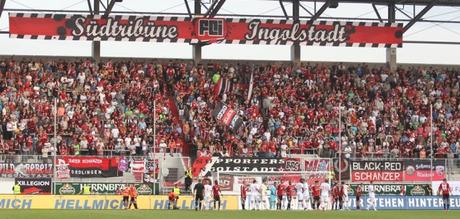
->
[196, 18, 225, 43]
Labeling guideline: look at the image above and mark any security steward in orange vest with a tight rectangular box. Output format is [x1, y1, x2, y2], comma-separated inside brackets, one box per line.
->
[128, 184, 138, 209]
[122, 185, 130, 209]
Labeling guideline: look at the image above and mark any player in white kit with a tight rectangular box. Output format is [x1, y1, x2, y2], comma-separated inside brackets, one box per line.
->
[367, 181, 377, 211]
[303, 179, 311, 210]
[320, 179, 331, 211]
[295, 179, 305, 210]
[248, 179, 260, 210]
[341, 182, 350, 210]
[204, 180, 213, 210]
[260, 180, 269, 210]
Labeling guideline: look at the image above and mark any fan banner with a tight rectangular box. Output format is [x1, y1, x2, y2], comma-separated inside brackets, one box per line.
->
[0, 161, 53, 178]
[9, 13, 403, 47]
[15, 178, 52, 195]
[351, 160, 403, 182]
[404, 159, 446, 182]
[54, 156, 122, 179]
[209, 157, 302, 173]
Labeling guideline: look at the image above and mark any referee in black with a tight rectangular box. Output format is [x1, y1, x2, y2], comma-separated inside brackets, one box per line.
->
[193, 179, 205, 211]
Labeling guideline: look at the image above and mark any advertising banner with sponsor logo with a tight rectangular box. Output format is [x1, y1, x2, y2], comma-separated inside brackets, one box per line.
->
[432, 181, 460, 196]
[349, 184, 432, 196]
[0, 195, 239, 210]
[9, 13, 403, 48]
[55, 156, 122, 179]
[351, 160, 403, 182]
[15, 178, 52, 195]
[348, 196, 460, 210]
[404, 159, 446, 182]
[0, 161, 53, 178]
[54, 183, 154, 195]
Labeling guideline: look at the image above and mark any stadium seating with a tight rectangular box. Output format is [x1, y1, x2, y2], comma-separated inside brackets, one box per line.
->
[0, 60, 459, 159]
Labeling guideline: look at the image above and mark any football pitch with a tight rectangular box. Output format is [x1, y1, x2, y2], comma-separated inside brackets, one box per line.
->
[0, 210, 457, 219]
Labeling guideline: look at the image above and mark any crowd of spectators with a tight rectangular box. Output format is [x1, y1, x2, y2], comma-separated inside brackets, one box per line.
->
[1, 59, 459, 160]
[172, 62, 460, 160]
[0, 60, 184, 157]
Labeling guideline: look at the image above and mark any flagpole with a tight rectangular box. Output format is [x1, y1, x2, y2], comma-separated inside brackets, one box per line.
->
[430, 104, 433, 182]
[339, 104, 342, 186]
[154, 99, 157, 154]
[246, 65, 254, 103]
[54, 98, 57, 156]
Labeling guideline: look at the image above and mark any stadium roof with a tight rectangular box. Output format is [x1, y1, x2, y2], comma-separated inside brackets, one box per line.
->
[282, 0, 460, 7]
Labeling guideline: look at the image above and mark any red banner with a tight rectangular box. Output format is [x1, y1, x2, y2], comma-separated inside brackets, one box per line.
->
[352, 171, 403, 182]
[9, 13, 403, 48]
[404, 160, 446, 182]
[55, 156, 121, 178]
[59, 156, 111, 169]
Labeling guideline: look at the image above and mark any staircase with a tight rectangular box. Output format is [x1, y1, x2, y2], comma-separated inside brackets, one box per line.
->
[447, 159, 460, 181]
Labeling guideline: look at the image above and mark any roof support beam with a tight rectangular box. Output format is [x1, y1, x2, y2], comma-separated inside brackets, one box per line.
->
[206, 0, 226, 17]
[184, 0, 192, 18]
[100, 0, 107, 10]
[87, 0, 93, 15]
[291, 0, 300, 65]
[103, 0, 122, 18]
[372, 3, 383, 22]
[200, 2, 208, 11]
[299, 3, 313, 16]
[92, 0, 101, 62]
[204, 0, 218, 17]
[193, 0, 202, 63]
[308, 0, 331, 24]
[279, 0, 289, 19]
[395, 6, 412, 19]
[403, 1, 436, 33]
[0, 0, 6, 18]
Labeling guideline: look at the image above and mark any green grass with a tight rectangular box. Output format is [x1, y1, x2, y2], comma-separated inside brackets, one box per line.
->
[0, 210, 458, 219]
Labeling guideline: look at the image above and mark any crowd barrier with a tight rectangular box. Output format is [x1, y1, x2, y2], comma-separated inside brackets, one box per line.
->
[0, 195, 239, 210]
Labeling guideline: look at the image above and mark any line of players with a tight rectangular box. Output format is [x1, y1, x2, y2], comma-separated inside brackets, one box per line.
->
[240, 179, 377, 211]
[192, 177, 379, 211]
[193, 179, 223, 211]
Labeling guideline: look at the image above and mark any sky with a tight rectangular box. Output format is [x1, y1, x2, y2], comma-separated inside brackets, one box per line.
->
[0, 0, 459, 64]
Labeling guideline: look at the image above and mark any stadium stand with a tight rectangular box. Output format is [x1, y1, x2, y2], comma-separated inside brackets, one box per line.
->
[0, 60, 459, 160]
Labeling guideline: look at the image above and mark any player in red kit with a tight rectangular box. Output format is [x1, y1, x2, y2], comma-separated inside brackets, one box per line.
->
[286, 181, 295, 210]
[310, 181, 321, 210]
[332, 183, 339, 210]
[355, 184, 363, 210]
[212, 180, 222, 210]
[276, 181, 285, 210]
[438, 178, 452, 211]
[240, 183, 248, 210]
[337, 182, 345, 210]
